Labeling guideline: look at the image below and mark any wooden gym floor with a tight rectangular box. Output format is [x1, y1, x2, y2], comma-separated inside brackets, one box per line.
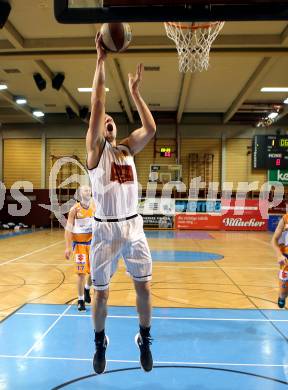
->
[0, 228, 279, 322]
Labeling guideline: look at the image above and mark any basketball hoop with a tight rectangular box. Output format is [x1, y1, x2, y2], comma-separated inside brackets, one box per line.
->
[164, 21, 225, 73]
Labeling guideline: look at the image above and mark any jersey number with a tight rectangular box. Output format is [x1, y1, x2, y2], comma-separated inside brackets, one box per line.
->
[110, 162, 134, 184]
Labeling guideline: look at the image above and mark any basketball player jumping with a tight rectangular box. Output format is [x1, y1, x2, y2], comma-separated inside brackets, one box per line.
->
[86, 33, 156, 374]
[271, 213, 288, 308]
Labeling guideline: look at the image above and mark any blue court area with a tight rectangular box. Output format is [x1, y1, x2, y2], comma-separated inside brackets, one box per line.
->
[145, 230, 222, 262]
[1, 304, 288, 389]
[0, 228, 32, 240]
[150, 250, 223, 262]
[144, 230, 214, 239]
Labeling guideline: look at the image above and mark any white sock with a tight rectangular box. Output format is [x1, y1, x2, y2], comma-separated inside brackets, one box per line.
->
[85, 284, 90, 290]
[78, 295, 84, 300]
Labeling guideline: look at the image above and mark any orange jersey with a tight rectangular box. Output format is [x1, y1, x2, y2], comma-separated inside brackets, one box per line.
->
[71, 201, 95, 243]
[279, 214, 288, 255]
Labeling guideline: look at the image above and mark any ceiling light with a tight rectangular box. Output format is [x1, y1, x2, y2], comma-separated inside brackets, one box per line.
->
[15, 97, 27, 105]
[268, 112, 279, 120]
[78, 87, 109, 92]
[261, 87, 288, 92]
[33, 110, 45, 118]
[0, 83, 8, 90]
[284, 98, 288, 104]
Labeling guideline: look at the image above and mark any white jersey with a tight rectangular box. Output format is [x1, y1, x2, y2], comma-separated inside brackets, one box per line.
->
[73, 217, 93, 235]
[71, 202, 94, 242]
[88, 140, 138, 219]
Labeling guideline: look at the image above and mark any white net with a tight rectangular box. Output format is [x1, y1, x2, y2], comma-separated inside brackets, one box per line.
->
[164, 21, 225, 73]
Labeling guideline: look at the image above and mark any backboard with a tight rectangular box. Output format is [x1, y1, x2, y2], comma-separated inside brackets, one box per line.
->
[54, 0, 288, 23]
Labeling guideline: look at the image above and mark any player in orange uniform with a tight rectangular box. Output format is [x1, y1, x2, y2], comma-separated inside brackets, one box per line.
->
[271, 213, 288, 308]
[65, 185, 95, 311]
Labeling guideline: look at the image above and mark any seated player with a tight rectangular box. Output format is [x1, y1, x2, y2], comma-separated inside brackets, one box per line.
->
[271, 213, 288, 308]
[65, 185, 95, 311]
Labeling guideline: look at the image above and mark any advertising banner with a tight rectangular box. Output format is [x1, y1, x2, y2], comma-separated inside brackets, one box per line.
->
[175, 199, 221, 213]
[138, 198, 175, 215]
[175, 214, 222, 230]
[268, 170, 288, 185]
[268, 201, 287, 214]
[142, 214, 174, 229]
[221, 199, 267, 231]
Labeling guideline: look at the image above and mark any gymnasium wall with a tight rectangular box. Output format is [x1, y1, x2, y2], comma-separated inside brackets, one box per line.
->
[45, 138, 86, 187]
[180, 138, 221, 186]
[3, 138, 42, 188]
[225, 138, 267, 190]
[0, 122, 283, 191]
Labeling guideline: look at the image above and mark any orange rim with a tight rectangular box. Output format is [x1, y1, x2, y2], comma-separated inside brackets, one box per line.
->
[164, 21, 222, 30]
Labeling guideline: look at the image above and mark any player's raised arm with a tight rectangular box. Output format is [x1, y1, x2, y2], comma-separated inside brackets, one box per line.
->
[271, 217, 287, 264]
[86, 33, 107, 169]
[121, 63, 156, 155]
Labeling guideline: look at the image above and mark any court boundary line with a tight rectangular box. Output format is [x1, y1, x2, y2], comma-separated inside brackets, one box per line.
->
[0, 354, 287, 367]
[0, 303, 26, 324]
[0, 240, 64, 266]
[23, 305, 71, 357]
[13, 312, 288, 322]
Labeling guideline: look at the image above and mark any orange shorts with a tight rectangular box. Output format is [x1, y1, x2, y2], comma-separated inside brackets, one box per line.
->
[279, 253, 288, 281]
[72, 241, 91, 274]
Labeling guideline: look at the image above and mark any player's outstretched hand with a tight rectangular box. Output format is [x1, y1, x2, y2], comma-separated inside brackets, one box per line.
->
[128, 63, 143, 96]
[95, 32, 107, 62]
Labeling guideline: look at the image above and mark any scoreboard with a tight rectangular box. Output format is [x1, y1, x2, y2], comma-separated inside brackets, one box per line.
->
[160, 147, 172, 157]
[252, 135, 288, 169]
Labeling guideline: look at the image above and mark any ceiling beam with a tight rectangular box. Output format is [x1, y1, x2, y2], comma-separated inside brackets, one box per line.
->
[223, 57, 277, 123]
[106, 58, 134, 123]
[0, 89, 43, 124]
[274, 105, 288, 123]
[1, 21, 83, 122]
[177, 73, 193, 124]
[1, 21, 84, 122]
[28, 34, 283, 49]
[0, 41, 14, 50]
[0, 34, 284, 52]
[280, 23, 288, 45]
[1, 47, 288, 61]
[24, 37, 93, 50]
[1, 21, 24, 49]
[34, 60, 80, 117]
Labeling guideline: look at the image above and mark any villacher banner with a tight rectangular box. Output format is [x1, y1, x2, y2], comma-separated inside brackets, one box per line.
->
[221, 199, 267, 231]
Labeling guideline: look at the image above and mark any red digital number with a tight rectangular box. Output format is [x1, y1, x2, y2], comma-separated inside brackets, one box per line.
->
[276, 158, 281, 166]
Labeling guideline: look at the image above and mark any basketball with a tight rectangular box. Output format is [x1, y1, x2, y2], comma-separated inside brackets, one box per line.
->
[100, 23, 132, 53]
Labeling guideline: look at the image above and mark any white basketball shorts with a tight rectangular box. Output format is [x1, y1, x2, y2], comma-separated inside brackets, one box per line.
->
[90, 215, 152, 290]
